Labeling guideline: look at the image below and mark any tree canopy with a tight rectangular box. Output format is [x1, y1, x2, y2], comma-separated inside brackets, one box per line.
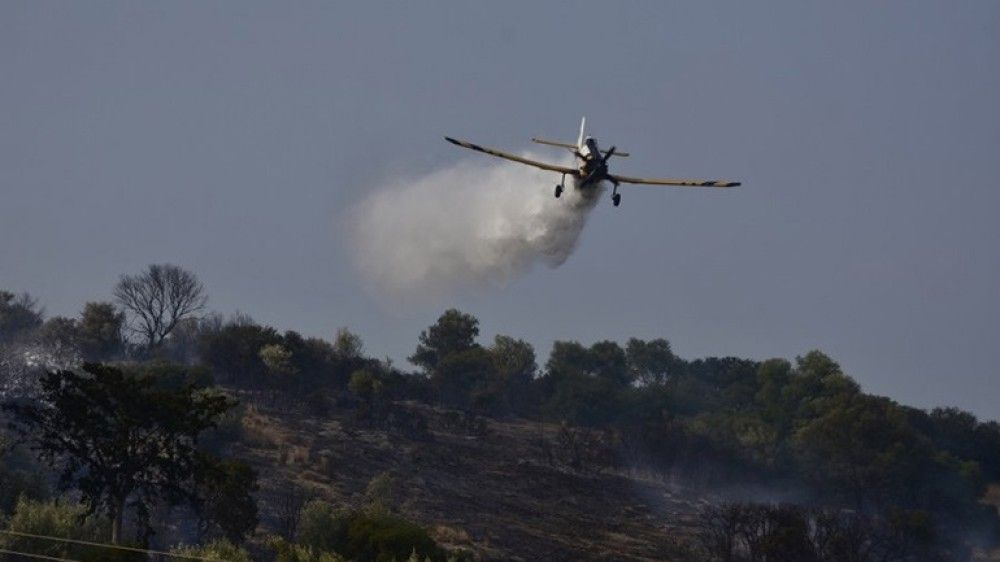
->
[0, 291, 43, 343]
[4, 363, 236, 543]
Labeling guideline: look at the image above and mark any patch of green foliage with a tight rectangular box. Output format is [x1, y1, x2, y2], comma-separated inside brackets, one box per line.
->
[0, 434, 48, 516]
[0, 497, 146, 562]
[296, 500, 448, 562]
[170, 539, 252, 562]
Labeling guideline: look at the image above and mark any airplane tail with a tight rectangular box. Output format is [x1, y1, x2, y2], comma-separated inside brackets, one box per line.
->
[530, 117, 630, 157]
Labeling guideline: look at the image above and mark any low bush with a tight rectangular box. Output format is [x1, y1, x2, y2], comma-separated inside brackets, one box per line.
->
[0, 497, 142, 561]
[170, 539, 252, 562]
[296, 500, 447, 562]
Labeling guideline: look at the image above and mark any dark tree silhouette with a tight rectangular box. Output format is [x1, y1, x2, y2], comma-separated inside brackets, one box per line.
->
[4, 363, 234, 543]
[626, 337, 678, 386]
[77, 302, 126, 361]
[114, 264, 207, 350]
[0, 291, 43, 343]
[194, 457, 259, 543]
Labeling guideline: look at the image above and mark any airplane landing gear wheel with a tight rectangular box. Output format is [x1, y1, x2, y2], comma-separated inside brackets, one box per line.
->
[555, 184, 563, 198]
[612, 193, 621, 207]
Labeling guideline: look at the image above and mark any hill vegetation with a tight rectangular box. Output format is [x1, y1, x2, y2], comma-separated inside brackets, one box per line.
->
[2, 264, 999, 560]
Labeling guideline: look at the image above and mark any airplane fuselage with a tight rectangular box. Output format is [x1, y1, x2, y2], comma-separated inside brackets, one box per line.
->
[576, 137, 610, 188]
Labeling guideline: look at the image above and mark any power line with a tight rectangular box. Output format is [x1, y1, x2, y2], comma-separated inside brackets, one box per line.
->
[0, 547, 80, 561]
[0, 530, 227, 562]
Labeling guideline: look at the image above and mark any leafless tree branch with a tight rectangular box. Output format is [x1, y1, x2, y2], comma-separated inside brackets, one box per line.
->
[113, 264, 207, 350]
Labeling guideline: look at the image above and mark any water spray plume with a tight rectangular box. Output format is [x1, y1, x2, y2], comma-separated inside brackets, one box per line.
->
[349, 152, 603, 297]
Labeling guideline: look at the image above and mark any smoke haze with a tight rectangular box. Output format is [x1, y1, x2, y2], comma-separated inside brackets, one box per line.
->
[349, 153, 602, 297]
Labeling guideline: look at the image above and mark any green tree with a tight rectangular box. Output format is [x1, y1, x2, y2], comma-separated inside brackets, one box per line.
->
[261, 343, 298, 379]
[194, 458, 259, 543]
[349, 369, 386, 422]
[77, 302, 126, 361]
[626, 338, 678, 386]
[0, 290, 43, 343]
[365, 471, 402, 514]
[754, 358, 794, 432]
[280, 330, 356, 392]
[4, 363, 235, 543]
[297, 500, 346, 554]
[545, 340, 630, 387]
[488, 335, 536, 413]
[199, 319, 282, 387]
[925, 407, 980, 464]
[587, 340, 630, 387]
[918, 407, 1000, 481]
[785, 352, 860, 421]
[794, 394, 930, 510]
[333, 327, 365, 360]
[409, 309, 479, 372]
[0, 432, 49, 515]
[349, 370, 384, 403]
[434, 347, 495, 408]
[545, 372, 622, 426]
[36, 316, 82, 365]
[796, 350, 842, 379]
[545, 341, 591, 380]
[541, 340, 630, 424]
[754, 352, 859, 434]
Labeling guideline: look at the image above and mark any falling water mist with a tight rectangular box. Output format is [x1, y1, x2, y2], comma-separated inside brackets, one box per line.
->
[349, 153, 603, 297]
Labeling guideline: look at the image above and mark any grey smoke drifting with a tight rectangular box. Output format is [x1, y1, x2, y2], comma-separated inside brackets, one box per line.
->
[350, 153, 603, 296]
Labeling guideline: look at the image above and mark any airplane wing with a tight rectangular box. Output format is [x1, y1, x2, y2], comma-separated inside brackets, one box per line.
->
[445, 137, 578, 175]
[609, 173, 740, 188]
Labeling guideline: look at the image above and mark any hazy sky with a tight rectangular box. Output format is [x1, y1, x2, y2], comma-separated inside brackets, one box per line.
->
[3, 2, 998, 419]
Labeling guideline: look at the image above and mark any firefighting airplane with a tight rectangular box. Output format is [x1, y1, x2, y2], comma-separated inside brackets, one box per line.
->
[445, 117, 740, 207]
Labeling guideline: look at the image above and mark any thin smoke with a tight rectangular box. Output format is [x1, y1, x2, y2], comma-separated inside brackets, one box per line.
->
[349, 152, 603, 297]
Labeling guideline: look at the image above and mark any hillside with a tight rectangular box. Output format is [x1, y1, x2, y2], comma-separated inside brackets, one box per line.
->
[5, 294, 1000, 561]
[234, 398, 707, 561]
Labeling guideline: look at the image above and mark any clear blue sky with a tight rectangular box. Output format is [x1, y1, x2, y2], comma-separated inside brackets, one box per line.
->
[3, 2, 998, 418]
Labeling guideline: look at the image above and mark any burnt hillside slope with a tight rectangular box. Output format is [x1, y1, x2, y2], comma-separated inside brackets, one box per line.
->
[233, 398, 708, 561]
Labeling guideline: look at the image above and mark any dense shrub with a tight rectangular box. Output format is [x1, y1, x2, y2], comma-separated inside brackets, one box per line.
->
[341, 511, 446, 562]
[295, 500, 446, 562]
[0, 497, 135, 561]
[0, 437, 48, 516]
[297, 500, 348, 554]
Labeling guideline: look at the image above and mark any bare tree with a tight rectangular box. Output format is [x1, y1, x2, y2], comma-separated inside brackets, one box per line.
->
[114, 264, 207, 350]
